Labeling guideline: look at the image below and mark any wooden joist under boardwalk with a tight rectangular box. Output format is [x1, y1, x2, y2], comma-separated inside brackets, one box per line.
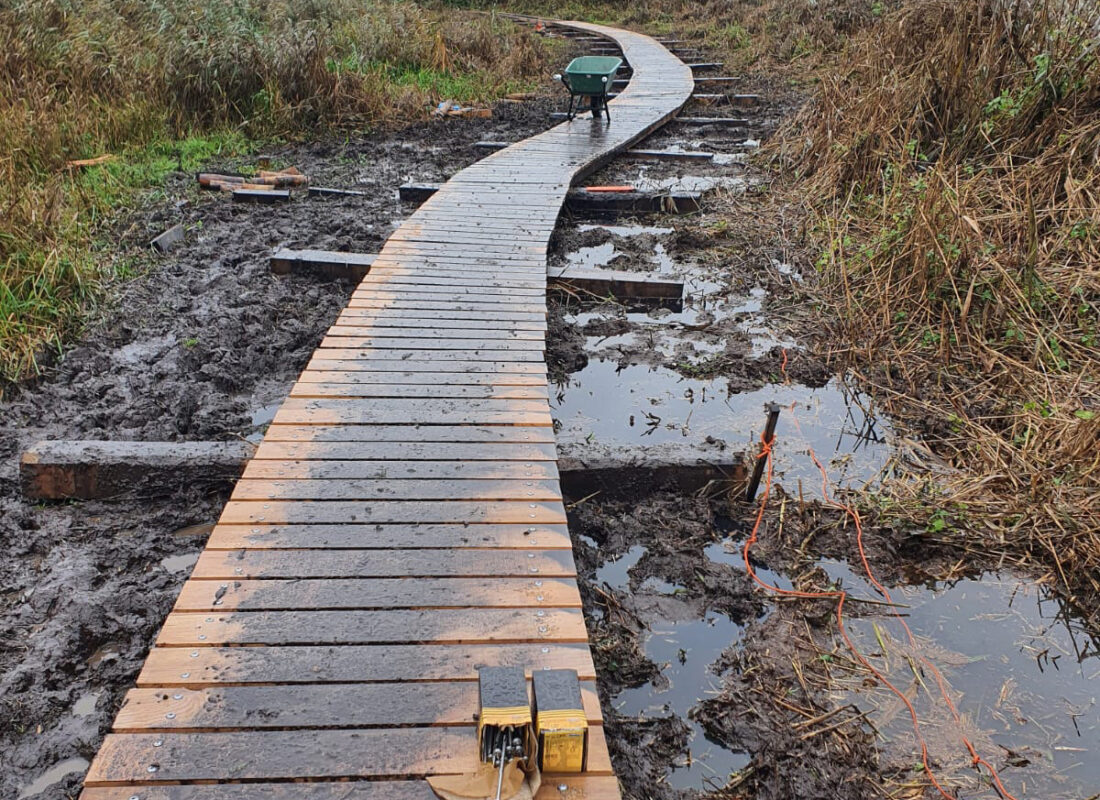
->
[80, 15, 694, 800]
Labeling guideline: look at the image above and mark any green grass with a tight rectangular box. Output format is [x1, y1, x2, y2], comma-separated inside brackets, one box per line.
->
[0, 0, 557, 383]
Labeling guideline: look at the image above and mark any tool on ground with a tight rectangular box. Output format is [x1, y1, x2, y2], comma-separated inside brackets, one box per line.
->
[477, 666, 534, 800]
[554, 56, 623, 121]
[532, 669, 588, 773]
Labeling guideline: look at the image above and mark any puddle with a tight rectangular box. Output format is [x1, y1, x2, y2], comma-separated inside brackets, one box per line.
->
[707, 537, 1100, 796]
[72, 692, 100, 717]
[86, 643, 122, 667]
[553, 361, 893, 492]
[596, 544, 646, 587]
[597, 545, 750, 790]
[159, 551, 200, 573]
[18, 758, 90, 799]
[250, 403, 280, 427]
[172, 522, 215, 538]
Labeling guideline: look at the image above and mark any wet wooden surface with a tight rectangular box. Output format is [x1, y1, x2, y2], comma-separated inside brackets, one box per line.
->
[81, 18, 692, 800]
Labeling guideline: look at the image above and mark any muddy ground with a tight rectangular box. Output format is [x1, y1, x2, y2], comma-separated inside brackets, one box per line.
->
[0, 95, 570, 800]
[3, 50, 1096, 800]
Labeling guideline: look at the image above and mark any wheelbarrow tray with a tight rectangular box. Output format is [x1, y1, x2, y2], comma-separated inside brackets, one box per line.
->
[562, 56, 623, 94]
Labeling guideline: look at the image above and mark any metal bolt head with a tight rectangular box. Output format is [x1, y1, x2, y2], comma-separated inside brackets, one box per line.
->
[173, 694, 182, 700]
[165, 712, 176, 719]
[153, 740, 163, 748]
[559, 784, 568, 793]
[541, 646, 550, 653]
[190, 651, 199, 658]
[147, 765, 159, 773]
[180, 672, 190, 679]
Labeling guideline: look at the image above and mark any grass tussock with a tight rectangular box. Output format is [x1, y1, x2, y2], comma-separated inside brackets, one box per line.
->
[774, 0, 1100, 618]
[0, 0, 557, 382]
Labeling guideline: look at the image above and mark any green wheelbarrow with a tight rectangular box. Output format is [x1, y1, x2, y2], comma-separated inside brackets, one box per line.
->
[554, 55, 623, 121]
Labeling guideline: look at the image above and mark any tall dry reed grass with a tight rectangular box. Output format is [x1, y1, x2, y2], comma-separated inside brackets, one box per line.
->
[775, 0, 1100, 620]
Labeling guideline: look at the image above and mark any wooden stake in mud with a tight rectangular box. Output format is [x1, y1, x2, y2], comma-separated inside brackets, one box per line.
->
[745, 403, 782, 503]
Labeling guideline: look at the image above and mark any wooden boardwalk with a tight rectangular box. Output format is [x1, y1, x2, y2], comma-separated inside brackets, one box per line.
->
[81, 20, 692, 800]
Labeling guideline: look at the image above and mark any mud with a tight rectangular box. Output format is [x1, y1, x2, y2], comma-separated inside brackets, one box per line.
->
[0, 96, 565, 800]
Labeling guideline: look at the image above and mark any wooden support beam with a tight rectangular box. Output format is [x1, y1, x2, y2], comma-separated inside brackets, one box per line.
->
[269, 248, 685, 302]
[624, 149, 715, 161]
[22, 437, 743, 503]
[20, 441, 255, 501]
[548, 265, 683, 303]
[473, 141, 511, 152]
[687, 62, 723, 71]
[270, 248, 376, 281]
[400, 183, 702, 214]
[150, 224, 184, 253]
[233, 188, 291, 204]
[309, 186, 369, 198]
[674, 116, 751, 126]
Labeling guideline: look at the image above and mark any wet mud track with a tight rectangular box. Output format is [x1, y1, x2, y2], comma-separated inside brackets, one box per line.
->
[0, 97, 566, 800]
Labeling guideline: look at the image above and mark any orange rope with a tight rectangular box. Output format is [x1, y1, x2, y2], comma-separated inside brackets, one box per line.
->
[739, 349, 1021, 799]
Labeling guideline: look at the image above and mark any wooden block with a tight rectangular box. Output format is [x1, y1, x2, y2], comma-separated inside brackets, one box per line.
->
[20, 440, 253, 500]
[289, 383, 548, 399]
[674, 116, 750, 126]
[232, 188, 291, 203]
[150, 223, 184, 253]
[548, 265, 683, 300]
[624, 148, 715, 161]
[308, 186, 368, 197]
[270, 248, 376, 280]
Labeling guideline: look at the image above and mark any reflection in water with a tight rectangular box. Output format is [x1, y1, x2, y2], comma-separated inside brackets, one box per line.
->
[706, 537, 1100, 797]
[552, 360, 893, 494]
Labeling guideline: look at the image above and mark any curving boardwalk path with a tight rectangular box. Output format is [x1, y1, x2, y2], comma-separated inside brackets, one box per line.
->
[80, 20, 693, 800]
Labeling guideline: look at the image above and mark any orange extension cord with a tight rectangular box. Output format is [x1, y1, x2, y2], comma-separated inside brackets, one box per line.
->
[737, 351, 1021, 799]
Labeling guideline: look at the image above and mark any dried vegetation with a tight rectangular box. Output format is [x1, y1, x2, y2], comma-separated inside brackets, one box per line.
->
[773, 0, 1100, 623]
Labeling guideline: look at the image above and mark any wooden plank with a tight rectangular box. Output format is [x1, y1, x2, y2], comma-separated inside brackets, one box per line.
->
[327, 325, 544, 340]
[174, 577, 582, 610]
[303, 360, 548, 375]
[335, 310, 546, 329]
[230, 477, 563, 501]
[624, 148, 715, 161]
[84, 727, 614, 783]
[548, 265, 683, 300]
[317, 336, 545, 352]
[296, 371, 548, 386]
[233, 188, 290, 203]
[308, 348, 546, 362]
[188, 548, 576, 579]
[241, 459, 559, 480]
[81, 775, 623, 799]
[217, 499, 568, 525]
[137, 642, 596, 685]
[270, 248, 376, 280]
[271, 400, 552, 426]
[204, 523, 572, 550]
[253, 441, 558, 462]
[258, 424, 556, 443]
[155, 608, 589, 646]
[289, 383, 548, 399]
[113, 681, 602, 730]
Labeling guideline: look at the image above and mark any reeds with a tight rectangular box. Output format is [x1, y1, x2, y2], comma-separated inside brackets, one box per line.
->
[774, 0, 1100, 623]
